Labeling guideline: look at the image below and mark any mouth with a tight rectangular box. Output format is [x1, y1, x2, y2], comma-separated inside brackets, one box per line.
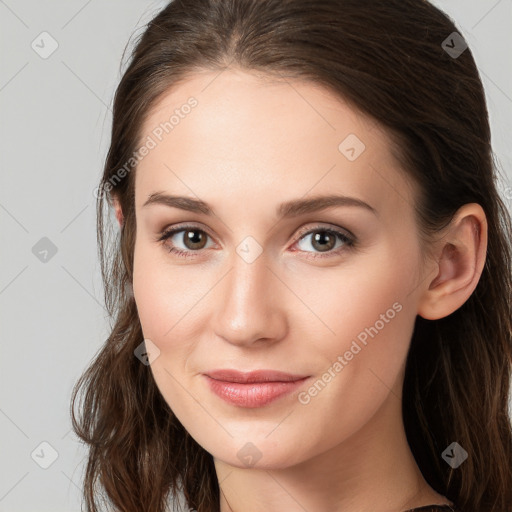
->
[202, 369, 310, 408]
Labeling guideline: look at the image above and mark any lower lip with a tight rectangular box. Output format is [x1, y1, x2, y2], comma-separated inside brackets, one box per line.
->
[203, 375, 309, 408]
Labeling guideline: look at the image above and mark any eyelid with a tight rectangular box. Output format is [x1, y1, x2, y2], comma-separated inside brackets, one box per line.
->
[292, 222, 355, 243]
[156, 222, 216, 243]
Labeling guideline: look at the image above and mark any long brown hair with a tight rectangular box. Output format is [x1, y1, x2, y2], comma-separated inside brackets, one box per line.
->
[70, 1, 512, 510]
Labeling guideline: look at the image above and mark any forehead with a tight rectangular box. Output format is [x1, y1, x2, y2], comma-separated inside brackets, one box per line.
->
[134, 69, 415, 218]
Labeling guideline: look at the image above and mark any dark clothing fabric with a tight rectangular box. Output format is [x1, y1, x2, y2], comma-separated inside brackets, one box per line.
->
[405, 505, 458, 512]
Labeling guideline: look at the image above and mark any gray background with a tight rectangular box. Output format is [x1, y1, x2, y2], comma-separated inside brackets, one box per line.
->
[1, 1, 511, 510]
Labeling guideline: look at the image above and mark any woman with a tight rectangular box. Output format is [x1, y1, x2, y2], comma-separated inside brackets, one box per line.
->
[71, 0, 512, 511]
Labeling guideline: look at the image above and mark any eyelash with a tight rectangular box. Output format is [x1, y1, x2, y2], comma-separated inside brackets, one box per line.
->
[156, 223, 356, 260]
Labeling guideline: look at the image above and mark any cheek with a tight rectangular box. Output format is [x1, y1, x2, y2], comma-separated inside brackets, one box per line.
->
[288, 260, 417, 448]
[132, 248, 204, 416]
[133, 241, 203, 340]
[292, 248, 420, 413]
[295, 249, 417, 353]
[132, 243, 220, 409]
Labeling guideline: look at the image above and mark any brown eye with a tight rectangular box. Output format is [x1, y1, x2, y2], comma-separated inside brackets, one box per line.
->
[310, 231, 337, 252]
[181, 229, 208, 250]
[157, 225, 214, 258]
[294, 226, 355, 259]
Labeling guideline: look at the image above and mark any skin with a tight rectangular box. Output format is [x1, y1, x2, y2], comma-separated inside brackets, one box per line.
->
[114, 68, 487, 512]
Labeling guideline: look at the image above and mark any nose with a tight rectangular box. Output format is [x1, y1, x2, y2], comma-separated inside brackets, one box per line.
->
[211, 250, 288, 348]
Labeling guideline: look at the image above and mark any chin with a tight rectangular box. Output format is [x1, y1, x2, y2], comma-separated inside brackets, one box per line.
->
[206, 434, 311, 470]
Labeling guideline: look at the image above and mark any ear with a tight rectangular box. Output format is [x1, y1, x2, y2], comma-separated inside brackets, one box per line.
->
[417, 203, 488, 320]
[112, 195, 124, 228]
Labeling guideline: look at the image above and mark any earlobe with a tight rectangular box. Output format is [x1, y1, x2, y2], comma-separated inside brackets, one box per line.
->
[113, 196, 124, 228]
[417, 203, 488, 320]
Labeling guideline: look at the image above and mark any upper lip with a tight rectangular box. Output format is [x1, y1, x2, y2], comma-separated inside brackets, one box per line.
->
[204, 369, 309, 383]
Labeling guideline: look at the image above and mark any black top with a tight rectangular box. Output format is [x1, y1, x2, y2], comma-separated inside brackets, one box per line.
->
[405, 506, 457, 512]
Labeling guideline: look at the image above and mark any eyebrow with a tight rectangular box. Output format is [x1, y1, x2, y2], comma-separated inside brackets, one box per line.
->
[142, 192, 377, 218]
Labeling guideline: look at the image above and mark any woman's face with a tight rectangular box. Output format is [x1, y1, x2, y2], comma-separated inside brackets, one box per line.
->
[132, 68, 429, 469]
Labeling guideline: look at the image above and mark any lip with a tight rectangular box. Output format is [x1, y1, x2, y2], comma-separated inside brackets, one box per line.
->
[203, 369, 310, 408]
